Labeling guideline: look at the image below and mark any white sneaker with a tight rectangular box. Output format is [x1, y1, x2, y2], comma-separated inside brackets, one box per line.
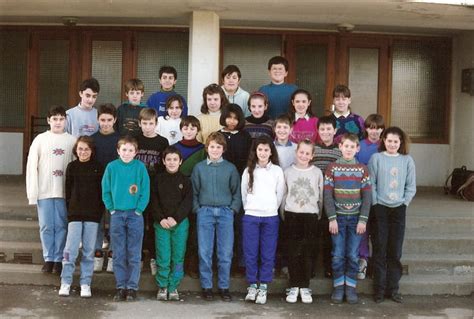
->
[357, 258, 368, 280]
[168, 289, 180, 301]
[94, 257, 104, 272]
[300, 288, 313, 304]
[245, 284, 258, 301]
[102, 239, 109, 250]
[80, 285, 92, 298]
[255, 288, 267, 304]
[286, 287, 299, 303]
[157, 288, 168, 301]
[150, 259, 157, 276]
[58, 284, 70, 297]
[106, 257, 113, 273]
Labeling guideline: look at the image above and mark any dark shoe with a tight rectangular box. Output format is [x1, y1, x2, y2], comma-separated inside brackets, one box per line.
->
[345, 286, 358, 304]
[219, 289, 232, 302]
[374, 292, 385, 303]
[52, 262, 62, 275]
[41, 262, 54, 273]
[126, 289, 137, 301]
[331, 285, 344, 304]
[390, 293, 403, 303]
[324, 269, 333, 279]
[202, 288, 213, 301]
[113, 289, 127, 302]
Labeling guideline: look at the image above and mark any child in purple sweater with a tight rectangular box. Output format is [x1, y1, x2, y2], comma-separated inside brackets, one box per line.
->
[288, 89, 318, 144]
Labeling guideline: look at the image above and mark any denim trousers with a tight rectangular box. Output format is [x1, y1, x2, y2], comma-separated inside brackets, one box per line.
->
[242, 214, 279, 285]
[372, 204, 406, 295]
[196, 206, 234, 289]
[37, 198, 68, 262]
[110, 209, 144, 290]
[61, 221, 98, 286]
[331, 215, 362, 288]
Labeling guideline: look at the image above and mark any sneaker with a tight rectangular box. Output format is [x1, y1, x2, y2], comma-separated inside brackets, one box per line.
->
[357, 258, 368, 280]
[345, 285, 358, 304]
[331, 285, 344, 304]
[102, 238, 109, 250]
[41, 261, 54, 273]
[157, 288, 168, 301]
[150, 259, 157, 276]
[52, 262, 62, 275]
[255, 285, 267, 305]
[245, 284, 258, 302]
[374, 292, 385, 303]
[106, 257, 113, 273]
[202, 288, 213, 301]
[94, 257, 104, 272]
[286, 287, 299, 303]
[299, 288, 313, 304]
[126, 289, 137, 301]
[80, 285, 92, 298]
[168, 289, 180, 301]
[218, 289, 232, 302]
[58, 284, 70, 297]
[113, 289, 127, 302]
[390, 292, 403, 303]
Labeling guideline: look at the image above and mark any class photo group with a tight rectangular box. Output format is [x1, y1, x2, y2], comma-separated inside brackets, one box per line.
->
[25, 55, 416, 306]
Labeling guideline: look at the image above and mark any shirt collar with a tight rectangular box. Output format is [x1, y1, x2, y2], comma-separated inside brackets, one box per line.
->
[334, 110, 351, 118]
[295, 113, 310, 121]
[206, 157, 224, 165]
[274, 140, 293, 147]
[256, 161, 273, 170]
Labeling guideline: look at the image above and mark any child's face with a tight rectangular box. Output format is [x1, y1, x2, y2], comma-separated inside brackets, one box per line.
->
[274, 122, 291, 142]
[163, 153, 182, 173]
[206, 93, 222, 113]
[98, 113, 116, 134]
[126, 89, 144, 106]
[366, 126, 383, 143]
[225, 112, 239, 131]
[207, 140, 224, 161]
[318, 123, 337, 145]
[117, 143, 137, 163]
[256, 143, 272, 165]
[295, 143, 313, 167]
[47, 114, 66, 134]
[250, 97, 267, 118]
[181, 124, 198, 140]
[76, 141, 92, 162]
[339, 139, 360, 161]
[167, 101, 183, 119]
[139, 118, 157, 137]
[269, 64, 288, 84]
[160, 73, 176, 91]
[79, 88, 98, 109]
[292, 93, 311, 116]
[223, 72, 240, 93]
[333, 94, 351, 114]
[383, 133, 401, 155]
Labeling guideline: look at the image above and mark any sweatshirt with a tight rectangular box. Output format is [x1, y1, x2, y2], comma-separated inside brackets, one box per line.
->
[146, 90, 188, 117]
[156, 116, 182, 145]
[222, 86, 251, 117]
[197, 112, 222, 143]
[289, 115, 319, 144]
[115, 102, 146, 136]
[284, 165, 323, 215]
[66, 104, 98, 137]
[258, 82, 298, 119]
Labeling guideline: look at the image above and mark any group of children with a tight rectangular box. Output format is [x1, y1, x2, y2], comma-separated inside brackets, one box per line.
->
[26, 56, 416, 305]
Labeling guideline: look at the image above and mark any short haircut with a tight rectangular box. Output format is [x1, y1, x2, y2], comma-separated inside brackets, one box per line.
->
[205, 131, 227, 152]
[97, 103, 117, 119]
[333, 84, 351, 98]
[180, 115, 201, 131]
[79, 78, 100, 93]
[220, 103, 245, 131]
[274, 114, 293, 127]
[364, 113, 385, 129]
[248, 91, 269, 111]
[166, 95, 183, 110]
[162, 145, 183, 161]
[201, 83, 229, 114]
[379, 126, 411, 155]
[117, 135, 138, 151]
[297, 139, 315, 153]
[159, 66, 177, 79]
[317, 115, 337, 129]
[267, 56, 289, 71]
[124, 78, 144, 93]
[340, 133, 360, 146]
[47, 105, 66, 118]
[221, 65, 242, 80]
[73, 135, 96, 159]
[138, 107, 157, 122]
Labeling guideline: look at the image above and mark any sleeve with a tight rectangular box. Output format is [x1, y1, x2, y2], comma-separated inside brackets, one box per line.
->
[150, 175, 165, 223]
[175, 176, 193, 224]
[358, 165, 372, 224]
[101, 164, 114, 211]
[275, 167, 286, 208]
[316, 168, 324, 215]
[368, 155, 378, 206]
[191, 164, 201, 213]
[65, 162, 73, 208]
[65, 112, 72, 135]
[136, 164, 151, 214]
[182, 96, 188, 117]
[357, 115, 366, 141]
[404, 156, 417, 206]
[229, 165, 242, 214]
[241, 168, 249, 209]
[25, 137, 40, 205]
[323, 164, 337, 221]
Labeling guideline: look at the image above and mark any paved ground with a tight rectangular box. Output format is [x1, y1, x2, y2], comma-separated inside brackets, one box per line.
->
[0, 285, 472, 319]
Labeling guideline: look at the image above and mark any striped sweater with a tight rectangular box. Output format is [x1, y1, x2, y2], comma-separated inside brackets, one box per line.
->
[323, 158, 371, 224]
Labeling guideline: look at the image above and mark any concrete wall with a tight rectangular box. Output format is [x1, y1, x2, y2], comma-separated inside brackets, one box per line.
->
[0, 133, 23, 175]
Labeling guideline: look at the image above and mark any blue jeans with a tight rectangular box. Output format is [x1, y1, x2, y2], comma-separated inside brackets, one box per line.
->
[331, 215, 362, 288]
[110, 209, 144, 290]
[61, 221, 98, 286]
[197, 206, 234, 289]
[37, 198, 68, 262]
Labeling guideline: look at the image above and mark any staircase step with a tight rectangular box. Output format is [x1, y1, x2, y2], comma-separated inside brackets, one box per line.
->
[403, 233, 473, 254]
[0, 241, 43, 264]
[405, 216, 472, 233]
[0, 206, 37, 221]
[402, 254, 474, 275]
[0, 220, 39, 242]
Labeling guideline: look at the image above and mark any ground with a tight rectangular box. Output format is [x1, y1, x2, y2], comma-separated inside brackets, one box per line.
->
[0, 285, 472, 319]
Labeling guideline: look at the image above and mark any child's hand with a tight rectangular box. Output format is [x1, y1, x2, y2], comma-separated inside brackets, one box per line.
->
[356, 222, 366, 235]
[167, 217, 177, 227]
[160, 219, 170, 229]
[329, 220, 338, 235]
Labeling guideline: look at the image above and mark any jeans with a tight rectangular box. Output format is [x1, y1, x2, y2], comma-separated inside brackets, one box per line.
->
[242, 214, 279, 285]
[110, 209, 144, 290]
[37, 198, 68, 262]
[373, 204, 406, 295]
[61, 221, 98, 286]
[197, 206, 234, 289]
[331, 215, 362, 288]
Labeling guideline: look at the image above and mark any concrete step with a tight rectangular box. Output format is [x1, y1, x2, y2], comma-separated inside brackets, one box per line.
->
[402, 254, 474, 276]
[0, 206, 37, 221]
[403, 233, 473, 255]
[405, 216, 473, 233]
[0, 220, 39, 242]
[0, 263, 471, 296]
[0, 241, 43, 264]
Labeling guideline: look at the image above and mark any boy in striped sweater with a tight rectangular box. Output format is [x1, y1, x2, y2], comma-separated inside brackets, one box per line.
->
[323, 133, 371, 304]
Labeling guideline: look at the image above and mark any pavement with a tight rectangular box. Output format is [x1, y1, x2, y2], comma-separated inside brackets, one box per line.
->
[0, 285, 473, 319]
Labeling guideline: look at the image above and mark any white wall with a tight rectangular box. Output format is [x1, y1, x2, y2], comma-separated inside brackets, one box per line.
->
[410, 144, 451, 186]
[0, 133, 23, 175]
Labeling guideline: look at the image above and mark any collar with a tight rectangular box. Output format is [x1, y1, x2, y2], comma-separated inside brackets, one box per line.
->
[220, 128, 239, 135]
[256, 161, 273, 170]
[207, 157, 224, 165]
[334, 110, 351, 118]
[122, 101, 147, 108]
[246, 115, 269, 124]
[180, 139, 201, 147]
[208, 110, 221, 116]
[364, 138, 380, 145]
[295, 113, 310, 121]
[274, 140, 293, 147]
[383, 151, 400, 157]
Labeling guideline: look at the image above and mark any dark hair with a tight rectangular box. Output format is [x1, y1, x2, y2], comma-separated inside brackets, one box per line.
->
[274, 114, 293, 127]
[267, 56, 289, 71]
[138, 107, 157, 122]
[247, 91, 269, 111]
[117, 135, 138, 151]
[97, 103, 117, 119]
[379, 126, 410, 155]
[159, 66, 177, 79]
[364, 114, 385, 130]
[340, 133, 360, 146]
[165, 95, 184, 110]
[73, 135, 95, 159]
[246, 136, 279, 193]
[47, 105, 66, 118]
[180, 115, 201, 131]
[221, 65, 242, 80]
[124, 78, 144, 93]
[317, 115, 337, 129]
[205, 131, 227, 152]
[201, 84, 229, 114]
[289, 89, 314, 120]
[79, 78, 100, 93]
[333, 84, 351, 98]
[220, 103, 245, 131]
[162, 145, 183, 162]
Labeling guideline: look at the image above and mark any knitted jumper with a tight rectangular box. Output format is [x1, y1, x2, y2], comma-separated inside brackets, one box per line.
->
[311, 143, 342, 172]
[289, 116, 319, 144]
[220, 129, 252, 175]
[258, 82, 298, 119]
[197, 112, 222, 143]
[332, 112, 365, 144]
[243, 115, 275, 140]
[173, 139, 206, 177]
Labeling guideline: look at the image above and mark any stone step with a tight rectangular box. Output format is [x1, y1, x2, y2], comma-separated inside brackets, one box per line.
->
[402, 254, 474, 276]
[0, 220, 40, 242]
[405, 216, 473, 233]
[0, 241, 43, 264]
[403, 233, 473, 255]
[0, 206, 37, 221]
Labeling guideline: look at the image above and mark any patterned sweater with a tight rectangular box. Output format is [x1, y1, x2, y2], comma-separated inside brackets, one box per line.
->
[243, 115, 275, 140]
[332, 112, 365, 144]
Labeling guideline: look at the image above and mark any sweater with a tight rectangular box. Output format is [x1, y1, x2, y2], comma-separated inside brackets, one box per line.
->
[151, 170, 192, 224]
[332, 112, 365, 144]
[191, 158, 241, 214]
[135, 133, 169, 178]
[220, 129, 252, 175]
[284, 165, 323, 215]
[146, 90, 188, 117]
[26, 131, 76, 205]
[101, 159, 150, 214]
[274, 140, 297, 170]
[197, 112, 222, 143]
[289, 116, 319, 144]
[156, 116, 182, 145]
[323, 158, 371, 224]
[368, 152, 416, 208]
[66, 104, 98, 137]
[311, 143, 342, 172]
[65, 159, 104, 223]
[91, 131, 120, 167]
[356, 139, 380, 165]
[258, 82, 298, 119]
[173, 139, 206, 176]
[241, 162, 285, 217]
[243, 115, 275, 140]
[115, 102, 146, 136]
[222, 86, 251, 117]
